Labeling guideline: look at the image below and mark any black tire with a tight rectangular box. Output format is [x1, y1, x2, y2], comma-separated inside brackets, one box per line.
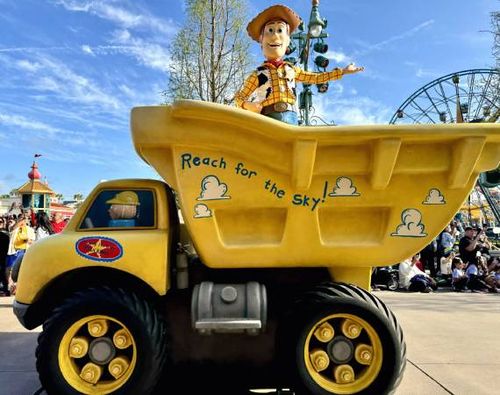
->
[387, 277, 399, 291]
[278, 282, 406, 395]
[36, 287, 168, 395]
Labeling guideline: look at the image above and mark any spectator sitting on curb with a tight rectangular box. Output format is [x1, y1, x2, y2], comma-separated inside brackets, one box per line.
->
[399, 253, 437, 293]
[477, 254, 498, 292]
[465, 255, 495, 293]
[419, 238, 437, 278]
[451, 257, 468, 292]
[439, 250, 455, 285]
[487, 256, 500, 287]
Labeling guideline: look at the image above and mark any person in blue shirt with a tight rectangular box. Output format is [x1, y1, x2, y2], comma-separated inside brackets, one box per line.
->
[106, 191, 140, 227]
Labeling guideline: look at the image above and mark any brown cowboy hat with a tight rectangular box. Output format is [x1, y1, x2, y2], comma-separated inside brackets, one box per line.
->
[247, 4, 301, 42]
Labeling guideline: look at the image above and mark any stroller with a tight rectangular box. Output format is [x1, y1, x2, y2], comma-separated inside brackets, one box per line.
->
[371, 265, 399, 291]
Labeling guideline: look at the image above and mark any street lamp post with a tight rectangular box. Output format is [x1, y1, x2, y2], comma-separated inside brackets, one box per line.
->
[285, 0, 329, 125]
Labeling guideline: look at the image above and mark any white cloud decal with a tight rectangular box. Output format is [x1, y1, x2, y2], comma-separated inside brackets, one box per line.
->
[197, 175, 230, 200]
[194, 204, 212, 218]
[329, 177, 360, 197]
[423, 188, 446, 205]
[391, 208, 427, 237]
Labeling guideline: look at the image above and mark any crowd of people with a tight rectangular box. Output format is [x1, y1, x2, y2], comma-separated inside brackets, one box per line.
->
[3, 209, 499, 296]
[398, 221, 500, 293]
[0, 209, 67, 296]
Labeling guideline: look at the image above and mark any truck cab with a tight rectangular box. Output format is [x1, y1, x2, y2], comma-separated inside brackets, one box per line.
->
[14, 178, 178, 330]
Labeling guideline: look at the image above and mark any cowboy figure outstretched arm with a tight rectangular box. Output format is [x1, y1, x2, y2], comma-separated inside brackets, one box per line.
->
[234, 4, 363, 124]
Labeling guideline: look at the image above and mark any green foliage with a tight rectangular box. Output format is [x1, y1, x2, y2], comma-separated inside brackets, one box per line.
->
[165, 0, 252, 104]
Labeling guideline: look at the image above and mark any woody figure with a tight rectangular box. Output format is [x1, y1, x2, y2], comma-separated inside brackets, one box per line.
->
[235, 4, 364, 125]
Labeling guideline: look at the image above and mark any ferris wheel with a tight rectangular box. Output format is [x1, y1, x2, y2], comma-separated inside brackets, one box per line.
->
[389, 68, 500, 125]
[389, 68, 500, 225]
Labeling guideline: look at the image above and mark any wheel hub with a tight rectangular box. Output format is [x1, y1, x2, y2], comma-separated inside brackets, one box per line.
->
[88, 337, 116, 365]
[327, 336, 354, 364]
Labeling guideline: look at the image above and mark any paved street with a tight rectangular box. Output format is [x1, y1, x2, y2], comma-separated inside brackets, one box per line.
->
[1, 290, 499, 395]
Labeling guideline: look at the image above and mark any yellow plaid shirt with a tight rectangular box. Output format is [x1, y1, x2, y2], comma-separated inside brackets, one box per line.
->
[234, 62, 343, 109]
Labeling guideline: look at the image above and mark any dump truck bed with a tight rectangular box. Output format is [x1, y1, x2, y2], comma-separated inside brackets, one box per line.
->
[131, 100, 500, 268]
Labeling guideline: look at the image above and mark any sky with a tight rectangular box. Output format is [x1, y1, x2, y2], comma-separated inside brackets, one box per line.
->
[0, 0, 497, 199]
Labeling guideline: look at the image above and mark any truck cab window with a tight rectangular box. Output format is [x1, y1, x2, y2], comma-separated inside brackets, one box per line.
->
[79, 189, 155, 229]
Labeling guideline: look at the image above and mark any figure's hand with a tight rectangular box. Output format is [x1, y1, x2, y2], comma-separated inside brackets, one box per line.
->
[342, 63, 364, 74]
[243, 101, 263, 113]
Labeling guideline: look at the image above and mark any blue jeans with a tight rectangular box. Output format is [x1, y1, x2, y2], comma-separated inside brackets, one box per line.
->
[6, 250, 23, 268]
[265, 111, 298, 125]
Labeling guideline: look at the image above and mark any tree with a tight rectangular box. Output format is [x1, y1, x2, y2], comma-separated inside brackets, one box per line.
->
[492, 10, 499, 66]
[165, 0, 251, 104]
[55, 193, 64, 201]
[73, 193, 84, 201]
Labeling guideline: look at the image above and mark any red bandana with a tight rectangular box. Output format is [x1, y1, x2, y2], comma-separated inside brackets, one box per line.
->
[266, 59, 284, 68]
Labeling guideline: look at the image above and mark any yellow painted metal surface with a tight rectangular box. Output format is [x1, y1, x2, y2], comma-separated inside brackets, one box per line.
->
[131, 100, 500, 270]
[15, 179, 170, 304]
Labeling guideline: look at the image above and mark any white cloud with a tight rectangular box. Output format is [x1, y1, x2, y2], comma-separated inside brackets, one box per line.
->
[81, 44, 95, 56]
[330, 82, 344, 95]
[24, 55, 124, 110]
[0, 46, 67, 53]
[53, 0, 92, 12]
[16, 59, 42, 72]
[0, 112, 102, 147]
[415, 68, 440, 79]
[403, 62, 441, 80]
[0, 113, 59, 134]
[355, 20, 435, 57]
[312, 95, 392, 125]
[46, 2, 175, 73]
[110, 29, 171, 72]
[325, 50, 353, 65]
[55, 0, 177, 36]
[119, 84, 135, 98]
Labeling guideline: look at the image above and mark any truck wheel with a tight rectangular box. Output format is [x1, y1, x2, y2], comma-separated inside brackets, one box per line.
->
[36, 287, 167, 395]
[279, 282, 406, 395]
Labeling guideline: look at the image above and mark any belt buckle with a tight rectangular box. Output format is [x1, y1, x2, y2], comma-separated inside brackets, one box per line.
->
[274, 102, 287, 112]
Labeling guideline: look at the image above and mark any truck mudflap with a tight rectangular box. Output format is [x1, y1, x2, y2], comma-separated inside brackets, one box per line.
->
[13, 300, 30, 328]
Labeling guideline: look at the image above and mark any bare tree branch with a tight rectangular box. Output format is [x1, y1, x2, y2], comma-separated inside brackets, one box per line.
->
[492, 10, 500, 67]
[165, 0, 251, 104]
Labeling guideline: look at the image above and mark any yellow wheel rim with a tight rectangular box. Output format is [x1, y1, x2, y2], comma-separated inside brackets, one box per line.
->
[303, 313, 383, 394]
[59, 315, 137, 394]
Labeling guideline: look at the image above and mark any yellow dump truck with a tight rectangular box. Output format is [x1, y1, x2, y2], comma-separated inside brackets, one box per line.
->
[14, 100, 500, 394]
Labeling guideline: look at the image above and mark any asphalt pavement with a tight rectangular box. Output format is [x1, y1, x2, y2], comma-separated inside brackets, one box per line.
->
[1, 289, 499, 395]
